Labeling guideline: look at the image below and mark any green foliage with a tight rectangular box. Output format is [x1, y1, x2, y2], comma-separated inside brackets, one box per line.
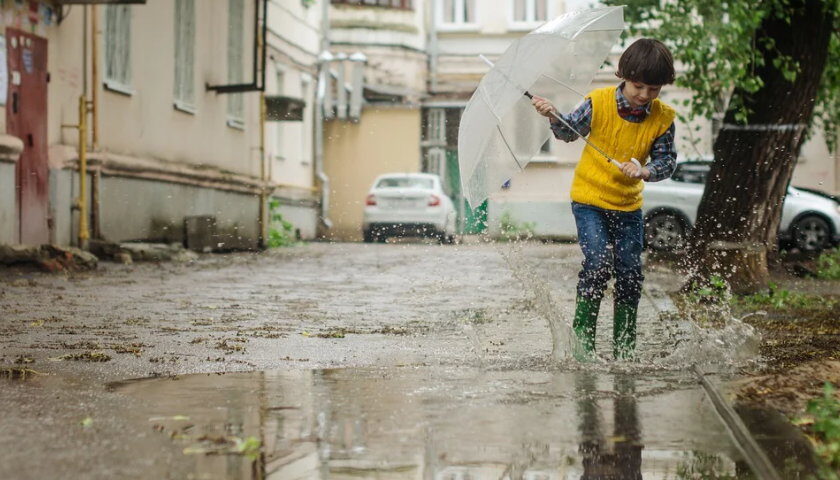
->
[267, 199, 297, 248]
[816, 247, 840, 280]
[606, 0, 840, 150]
[685, 274, 730, 305]
[806, 383, 840, 479]
[733, 282, 838, 310]
[235, 436, 262, 461]
[499, 211, 536, 241]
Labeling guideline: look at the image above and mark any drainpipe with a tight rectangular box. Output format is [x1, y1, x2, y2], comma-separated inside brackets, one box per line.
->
[259, 92, 268, 248]
[76, 96, 90, 249]
[428, 0, 438, 92]
[90, 5, 101, 240]
[314, 0, 333, 231]
[314, 50, 333, 231]
[91, 5, 99, 150]
[61, 7, 92, 249]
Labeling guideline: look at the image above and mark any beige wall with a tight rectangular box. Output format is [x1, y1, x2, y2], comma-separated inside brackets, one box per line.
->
[48, 0, 261, 177]
[330, 1, 428, 100]
[323, 107, 421, 240]
[266, 0, 321, 189]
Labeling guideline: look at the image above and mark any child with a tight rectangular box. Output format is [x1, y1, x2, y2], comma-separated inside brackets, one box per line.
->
[531, 38, 677, 360]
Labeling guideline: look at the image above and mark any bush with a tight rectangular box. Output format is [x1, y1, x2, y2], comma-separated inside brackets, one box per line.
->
[806, 383, 840, 480]
[267, 199, 296, 248]
[499, 211, 536, 241]
[816, 248, 840, 280]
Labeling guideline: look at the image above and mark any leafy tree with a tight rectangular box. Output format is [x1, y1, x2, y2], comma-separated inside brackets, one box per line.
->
[610, 0, 839, 293]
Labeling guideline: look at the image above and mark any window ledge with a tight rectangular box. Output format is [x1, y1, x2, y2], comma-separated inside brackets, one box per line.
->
[508, 22, 544, 31]
[104, 80, 134, 96]
[173, 100, 196, 115]
[437, 23, 480, 33]
[226, 118, 245, 130]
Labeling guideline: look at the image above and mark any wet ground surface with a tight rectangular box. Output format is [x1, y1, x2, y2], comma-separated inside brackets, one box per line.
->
[0, 242, 801, 478]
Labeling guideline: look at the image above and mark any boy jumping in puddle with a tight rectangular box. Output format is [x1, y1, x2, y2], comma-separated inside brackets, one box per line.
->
[531, 38, 677, 360]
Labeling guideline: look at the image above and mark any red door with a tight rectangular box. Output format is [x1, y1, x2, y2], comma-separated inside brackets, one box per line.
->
[6, 28, 49, 245]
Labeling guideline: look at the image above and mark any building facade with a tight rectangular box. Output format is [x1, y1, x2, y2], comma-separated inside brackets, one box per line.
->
[1, 0, 324, 250]
[321, 0, 427, 241]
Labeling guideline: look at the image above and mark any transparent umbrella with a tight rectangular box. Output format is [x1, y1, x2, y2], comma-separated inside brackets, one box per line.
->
[457, 6, 625, 208]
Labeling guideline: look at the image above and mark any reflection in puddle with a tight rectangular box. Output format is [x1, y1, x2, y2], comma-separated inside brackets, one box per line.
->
[111, 367, 751, 479]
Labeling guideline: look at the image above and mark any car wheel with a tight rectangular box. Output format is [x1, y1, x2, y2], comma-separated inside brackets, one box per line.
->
[792, 215, 831, 252]
[645, 212, 686, 251]
[363, 229, 374, 243]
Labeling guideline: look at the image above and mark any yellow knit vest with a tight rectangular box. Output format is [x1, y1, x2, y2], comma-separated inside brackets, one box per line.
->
[570, 86, 675, 211]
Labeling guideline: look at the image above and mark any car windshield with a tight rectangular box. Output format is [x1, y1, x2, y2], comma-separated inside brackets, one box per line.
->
[376, 177, 434, 189]
[672, 163, 711, 184]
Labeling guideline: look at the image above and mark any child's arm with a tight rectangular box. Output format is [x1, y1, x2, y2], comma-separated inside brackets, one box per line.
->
[531, 96, 591, 142]
[643, 123, 677, 182]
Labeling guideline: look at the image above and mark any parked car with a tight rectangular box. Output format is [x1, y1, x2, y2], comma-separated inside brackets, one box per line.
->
[642, 160, 840, 252]
[362, 173, 457, 244]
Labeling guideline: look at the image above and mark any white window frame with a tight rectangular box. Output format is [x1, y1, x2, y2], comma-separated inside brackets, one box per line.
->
[300, 75, 312, 166]
[426, 147, 446, 180]
[427, 108, 446, 146]
[226, 0, 245, 128]
[103, 5, 133, 95]
[437, 0, 478, 32]
[174, 0, 196, 113]
[509, 0, 552, 31]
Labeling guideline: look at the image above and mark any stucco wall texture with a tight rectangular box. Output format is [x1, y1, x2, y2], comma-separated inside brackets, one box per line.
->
[323, 107, 422, 241]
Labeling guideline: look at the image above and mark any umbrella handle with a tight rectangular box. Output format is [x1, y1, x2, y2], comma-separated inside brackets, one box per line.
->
[611, 158, 643, 177]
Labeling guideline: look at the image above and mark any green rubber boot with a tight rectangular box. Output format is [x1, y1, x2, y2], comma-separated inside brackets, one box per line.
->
[613, 302, 638, 360]
[572, 296, 601, 360]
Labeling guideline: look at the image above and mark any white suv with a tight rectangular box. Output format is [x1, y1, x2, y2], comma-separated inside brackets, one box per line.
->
[642, 161, 840, 252]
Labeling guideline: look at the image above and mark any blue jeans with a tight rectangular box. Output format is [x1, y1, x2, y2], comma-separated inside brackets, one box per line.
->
[572, 202, 644, 305]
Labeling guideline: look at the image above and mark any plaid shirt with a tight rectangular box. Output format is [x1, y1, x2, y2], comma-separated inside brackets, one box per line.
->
[549, 83, 677, 182]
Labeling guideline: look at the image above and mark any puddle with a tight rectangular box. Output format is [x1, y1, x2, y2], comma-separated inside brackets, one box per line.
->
[110, 366, 765, 479]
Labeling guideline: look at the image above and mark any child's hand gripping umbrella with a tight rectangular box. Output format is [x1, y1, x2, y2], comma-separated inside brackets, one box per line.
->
[457, 6, 627, 208]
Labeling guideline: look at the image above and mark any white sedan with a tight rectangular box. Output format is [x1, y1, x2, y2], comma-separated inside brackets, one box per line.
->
[362, 173, 457, 244]
[643, 161, 840, 252]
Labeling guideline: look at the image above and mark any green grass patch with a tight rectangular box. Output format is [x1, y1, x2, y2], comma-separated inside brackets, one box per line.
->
[816, 248, 840, 280]
[733, 283, 838, 311]
[803, 383, 840, 479]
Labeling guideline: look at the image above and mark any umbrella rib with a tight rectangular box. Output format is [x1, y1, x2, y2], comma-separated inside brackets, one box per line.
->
[496, 125, 525, 171]
[541, 73, 587, 98]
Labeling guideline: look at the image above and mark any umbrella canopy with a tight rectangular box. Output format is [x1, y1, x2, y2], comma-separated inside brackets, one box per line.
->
[457, 6, 625, 208]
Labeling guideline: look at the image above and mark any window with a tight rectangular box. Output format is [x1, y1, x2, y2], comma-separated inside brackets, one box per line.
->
[104, 5, 132, 93]
[376, 176, 434, 189]
[174, 0, 195, 110]
[512, 0, 548, 26]
[227, 0, 244, 125]
[331, 0, 413, 8]
[440, 0, 476, 27]
[426, 109, 446, 145]
[300, 76, 311, 164]
[671, 163, 711, 184]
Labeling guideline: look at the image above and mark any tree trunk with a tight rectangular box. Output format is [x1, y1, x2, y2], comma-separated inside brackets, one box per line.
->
[687, 0, 835, 294]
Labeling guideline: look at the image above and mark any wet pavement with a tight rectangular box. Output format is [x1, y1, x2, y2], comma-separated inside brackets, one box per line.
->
[0, 242, 791, 478]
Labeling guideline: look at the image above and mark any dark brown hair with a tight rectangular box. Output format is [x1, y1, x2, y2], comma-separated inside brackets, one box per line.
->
[615, 38, 675, 85]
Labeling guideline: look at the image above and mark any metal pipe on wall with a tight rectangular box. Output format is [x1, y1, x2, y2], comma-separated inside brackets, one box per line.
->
[259, 92, 267, 248]
[314, 0, 333, 232]
[91, 5, 99, 150]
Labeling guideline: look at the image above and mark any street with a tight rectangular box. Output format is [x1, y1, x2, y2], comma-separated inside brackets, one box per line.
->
[0, 242, 777, 479]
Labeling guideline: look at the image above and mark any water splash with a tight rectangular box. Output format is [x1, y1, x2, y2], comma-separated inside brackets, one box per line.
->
[495, 240, 577, 362]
